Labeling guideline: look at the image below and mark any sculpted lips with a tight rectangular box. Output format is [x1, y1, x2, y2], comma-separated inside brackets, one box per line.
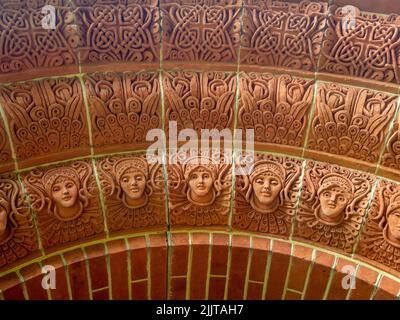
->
[62, 196, 72, 201]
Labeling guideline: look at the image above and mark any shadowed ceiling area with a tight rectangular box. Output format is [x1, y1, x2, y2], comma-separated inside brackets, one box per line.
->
[0, 0, 399, 300]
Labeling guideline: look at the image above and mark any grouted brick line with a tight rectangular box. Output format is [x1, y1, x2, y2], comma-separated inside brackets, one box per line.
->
[300, 248, 317, 300]
[223, 233, 233, 300]
[60, 254, 73, 300]
[185, 232, 194, 300]
[0, 97, 18, 171]
[144, 234, 152, 299]
[38, 260, 53, 300]
[281, 242, 294, 300]
[243, 236, 253, 300]
[205, 233, 212, 300]
[322, 256, 339, 300]
[103, 243, 113, 300]
[345, 264, 360, 300]
[261, 238, 273, 300]
[82, 247, 94, 300]
[124, 238, 133, 300]
[15, 270, 29, 300]
[369, 273, 383, 300]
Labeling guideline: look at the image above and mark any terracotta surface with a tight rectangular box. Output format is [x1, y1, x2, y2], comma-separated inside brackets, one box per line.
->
[0, 0, 399, 300]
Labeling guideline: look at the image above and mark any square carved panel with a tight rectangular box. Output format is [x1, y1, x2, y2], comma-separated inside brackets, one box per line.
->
[357, 179, 400, 273]
[163, 70, 236, 138]
[75, 1, 160, 70]
[0, 77, 90, 168]
[306, 82, 398, 164]
[84, 71, 161, 153]
[238, 72, 314, 150]
[0, 173, 38, 268]
[319, 5, 400, 84]
[0, 3, 79, 83]
[233, 153, 302, 237]
[96, 153, 166, 234]
[167, 151, 232, 228]
[23, 160, 104, 250]
[294, 160, 375, 253]
[161, 0, 242, 63]
[240, 0, 328, 71]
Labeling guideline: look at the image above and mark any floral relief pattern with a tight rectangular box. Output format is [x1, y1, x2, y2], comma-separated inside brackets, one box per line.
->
[238, 72, 314, 147]
[241, 0, 328, 71]
[233, 153, 302, 236]
[357, 180, 400, 273]
[0, 173, 37, 268]
[84, 72, 161, 151]
[381, 119, 400, 171]
[320, 5, 400, 83]
[164, 71, 236, 135]
[23, 160, 104, 249]
[295, 161, 374, 253]
[168, 151, 232, 227]
[162, 0, 241, 63]
[0, 3, 80, 81]
[0, 78, 89, 166]
[97, 154, 165, 233]
[307, 82, 398, 163]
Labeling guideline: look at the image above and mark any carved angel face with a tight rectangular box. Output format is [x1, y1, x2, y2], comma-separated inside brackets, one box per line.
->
[51, 178, 79, 208]
[252, 174, 282, 207]
[188, 167, 214, 198]
[120, 170, 147, 201]
[318, 186, 350, 221]
[387, 210, 400, 242]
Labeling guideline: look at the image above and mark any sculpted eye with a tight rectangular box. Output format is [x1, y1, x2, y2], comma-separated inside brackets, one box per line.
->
[53, 187, 60, 192]
[323, 192, 330, 197]
[271, 180, 279, 186]
[191, 174, 198, 179]
[394, 212, 400, 217]
[136, 176, 143, 181]
[66, 183, 73, 188]
[204, 174, 210, 179]
[338, 196, 345, 202]
[256, 179, 263, 184]
[122, 177, 129, 183]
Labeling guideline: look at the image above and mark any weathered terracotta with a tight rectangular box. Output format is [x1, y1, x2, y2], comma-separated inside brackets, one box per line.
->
[96, 153, 166, 234]
[294, 160, 375, 253]
[23, 160, 104, 250]
[0, 77, 90, 168]
[241, 0, 328, 71]
[168, 151, 232, 228]
[233, 153, 302, 237]
[84, 71, 161, 153]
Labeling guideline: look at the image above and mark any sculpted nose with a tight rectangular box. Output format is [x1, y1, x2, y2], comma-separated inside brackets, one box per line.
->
[131, 178, 137, 186]
[62, 187, 69, 194]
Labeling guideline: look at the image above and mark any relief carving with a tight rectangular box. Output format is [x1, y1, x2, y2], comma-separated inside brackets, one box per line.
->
[76, 3, 160, 65]
[168, 153, 232, 227]
[23, 161, 104, 248]
[97, 154, 165, 232]
[0, 4, 79, 78]
[320, 6, 400, 83]
[85, 72, 160, 150]
[381, 120, 400, 171]
[308, 82, 397, 162]
[164, 71, 236, 134]
[0, 174, 37, 268]
[238, 73, 314, 146]
[0, 124, 11, 166]
[162, 0, 241, 62]
[358, 180, 400, 272]
[295, 161, 374, 252]
[241, 1, 328, 70]
[0, 78, 89, 164]
[233, 154, 302, 236]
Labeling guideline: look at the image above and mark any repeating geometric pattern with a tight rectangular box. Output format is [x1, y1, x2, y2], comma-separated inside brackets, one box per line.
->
[162, 0, 242, 63]
[241, 0, 328, 71]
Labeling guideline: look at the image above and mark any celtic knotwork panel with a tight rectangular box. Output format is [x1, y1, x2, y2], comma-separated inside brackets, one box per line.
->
[307, 82, 397, 163]
[0, 4, 79, 81]
[0, 173, 37, 268]
[295, 160, 374, 253]
[85, 72, 161, 151]
[164, 71, 236, 136]
[97, 154, 165, 233]
[320, 6, 400, 83]
[233, 153, 302, 236]
[241, 1, 328, 71]
[162, 0, 241, 63]
[23, 160, 104, 249]
[357, 180, 400, 273]
[238, 72, 314, 147]
[168, 150, 232, 227]
[0, 77, 90, 167]
[76, 3, 160, 66]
